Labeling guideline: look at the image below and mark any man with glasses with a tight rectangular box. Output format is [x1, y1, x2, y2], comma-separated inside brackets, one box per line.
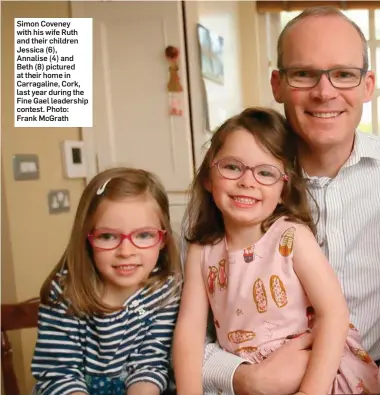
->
[201, 6, 380, 395]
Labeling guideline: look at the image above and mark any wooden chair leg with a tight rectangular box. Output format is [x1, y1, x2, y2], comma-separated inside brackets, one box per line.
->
[1, 331, 20, 395]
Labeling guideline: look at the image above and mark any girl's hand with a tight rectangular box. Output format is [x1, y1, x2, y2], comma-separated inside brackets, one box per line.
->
[126, 382, 159, 395]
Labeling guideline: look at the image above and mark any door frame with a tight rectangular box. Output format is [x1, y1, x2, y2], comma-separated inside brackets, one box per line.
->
[70, 0, 98, 184]
[70, 0, 195, 185]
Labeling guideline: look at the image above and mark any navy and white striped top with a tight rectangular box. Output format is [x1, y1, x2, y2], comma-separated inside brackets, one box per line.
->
[31, 272, 180, 395]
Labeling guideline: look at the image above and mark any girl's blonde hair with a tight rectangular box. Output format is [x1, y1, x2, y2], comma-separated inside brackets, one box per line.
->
[184, 107, 316, 245]
[40, 167, 181, 315]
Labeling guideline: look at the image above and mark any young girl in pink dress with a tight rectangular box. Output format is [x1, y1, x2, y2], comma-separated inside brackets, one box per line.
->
[173, 108, 379, 395]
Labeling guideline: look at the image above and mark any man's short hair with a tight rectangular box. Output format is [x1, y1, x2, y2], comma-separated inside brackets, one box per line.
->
[277, 6, 369, 71]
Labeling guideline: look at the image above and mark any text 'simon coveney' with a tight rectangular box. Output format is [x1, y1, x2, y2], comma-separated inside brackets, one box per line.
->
[14, 18, 93, 127]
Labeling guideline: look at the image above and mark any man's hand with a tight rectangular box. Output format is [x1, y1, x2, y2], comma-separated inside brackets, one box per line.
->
[233, 332, 313, 395]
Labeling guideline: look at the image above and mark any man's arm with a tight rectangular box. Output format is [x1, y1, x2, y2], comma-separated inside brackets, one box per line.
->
[203, 339, 248, 394]
[203, 329, 313, 395]
[232, 333, 311, 395]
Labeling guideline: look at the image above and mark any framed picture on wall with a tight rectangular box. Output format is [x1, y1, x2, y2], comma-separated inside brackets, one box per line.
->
[197, 23, 224, 85]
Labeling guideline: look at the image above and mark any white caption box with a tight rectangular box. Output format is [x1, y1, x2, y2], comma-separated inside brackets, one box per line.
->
[14, 18, 93, 127]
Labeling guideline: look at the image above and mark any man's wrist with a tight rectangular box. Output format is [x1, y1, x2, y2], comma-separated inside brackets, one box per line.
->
[203, 343, 247, 393]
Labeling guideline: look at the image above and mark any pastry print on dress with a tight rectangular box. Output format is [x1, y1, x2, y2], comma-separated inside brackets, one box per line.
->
[349, 347, 373, 364]
[243, 245, 261, 263]
[235, 346, 258, 360]
[270, 275, 288, 308]
[253, 278, 268, 313]
[278, 227, 296, 257]
[349, 322, 359, 332]
[228, 330, 256, 344]
[217, 259, 228, 290]
[252, 275, 288, 313]
[207, 266, 218, 296]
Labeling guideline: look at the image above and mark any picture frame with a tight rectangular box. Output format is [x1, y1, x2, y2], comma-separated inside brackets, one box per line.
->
[197, 23, 224, 85]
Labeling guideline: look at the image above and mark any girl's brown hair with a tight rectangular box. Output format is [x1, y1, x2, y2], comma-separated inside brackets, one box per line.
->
[40, 167, 181, 316]
[184, 107, 316, 245]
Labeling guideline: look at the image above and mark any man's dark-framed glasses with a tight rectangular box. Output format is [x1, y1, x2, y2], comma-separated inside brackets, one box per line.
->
[279, 67, 367, 89]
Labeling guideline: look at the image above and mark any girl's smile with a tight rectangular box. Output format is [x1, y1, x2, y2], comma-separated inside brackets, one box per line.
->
[92, 195, 164, 306]
[209, 129, 285, 232]
[230, 195, 261, 207]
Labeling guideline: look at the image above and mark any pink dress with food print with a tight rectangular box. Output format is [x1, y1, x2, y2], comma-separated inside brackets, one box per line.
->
[201, 217, 379, 394]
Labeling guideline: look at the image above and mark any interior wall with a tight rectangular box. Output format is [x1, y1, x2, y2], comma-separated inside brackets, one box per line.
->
[1, 2, 85, 393]
[1, 164, 22, 393]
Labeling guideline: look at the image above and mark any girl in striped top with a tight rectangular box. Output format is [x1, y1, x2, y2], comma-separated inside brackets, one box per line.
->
[31, 167, 182, 395]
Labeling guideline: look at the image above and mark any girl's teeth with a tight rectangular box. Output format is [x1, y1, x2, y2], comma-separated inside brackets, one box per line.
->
[234, 197, 257, 204]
